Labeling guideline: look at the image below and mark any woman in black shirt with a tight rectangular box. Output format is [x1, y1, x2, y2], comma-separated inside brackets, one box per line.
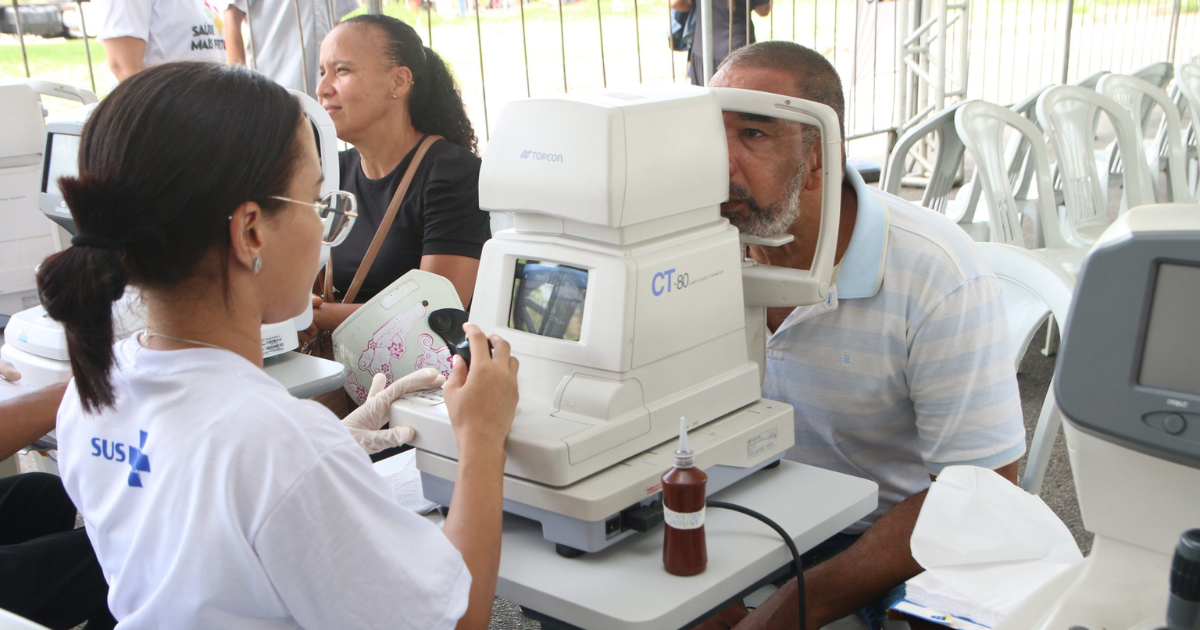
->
[311, 14, 489, 333]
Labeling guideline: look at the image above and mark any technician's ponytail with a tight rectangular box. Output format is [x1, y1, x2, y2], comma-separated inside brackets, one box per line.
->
[36, 62, 303, 413]
[344, 15, 479, 154]
[37, 201, 128, 411]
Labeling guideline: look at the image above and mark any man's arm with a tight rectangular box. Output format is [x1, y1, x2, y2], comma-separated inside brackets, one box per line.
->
[671, 0, 693, 11]
[739, 462, 1019, 629]
[0, 382, 68, 461]
[102, 36, 147, 82]
[223, 6, 247, 65]
[753, 1, 771, 16]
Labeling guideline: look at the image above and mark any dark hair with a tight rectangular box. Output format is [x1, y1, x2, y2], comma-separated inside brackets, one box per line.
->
[36, 62, 304, 412]
[720, 41, 847, 163]
[344, 14, 478, 154]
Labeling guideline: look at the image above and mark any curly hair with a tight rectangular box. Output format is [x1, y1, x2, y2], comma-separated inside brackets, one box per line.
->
[343, 14, 478, 154]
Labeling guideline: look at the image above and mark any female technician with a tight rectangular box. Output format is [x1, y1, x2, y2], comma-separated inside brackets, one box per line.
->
[310, 14, 489, 335]
[42, 62, 517, 630]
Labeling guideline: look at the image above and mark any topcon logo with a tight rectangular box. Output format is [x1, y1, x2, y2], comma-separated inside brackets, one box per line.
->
[520, 149, 565, 163]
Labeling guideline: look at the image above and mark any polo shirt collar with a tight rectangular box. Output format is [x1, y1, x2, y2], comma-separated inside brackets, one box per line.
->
[834, 164, 889, 300]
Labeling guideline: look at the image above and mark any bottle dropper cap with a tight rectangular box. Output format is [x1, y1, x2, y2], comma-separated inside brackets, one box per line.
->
[674, 417, 694, 468]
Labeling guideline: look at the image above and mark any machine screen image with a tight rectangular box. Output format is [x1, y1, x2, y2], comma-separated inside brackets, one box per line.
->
[1138, 262, 1200, 396]
[508, 259, 587, 341]
[42, 132, 80, 196]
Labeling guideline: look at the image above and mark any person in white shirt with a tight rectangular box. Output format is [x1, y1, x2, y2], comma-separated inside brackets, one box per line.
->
[696, 42, 1026, 630]
[223, 0, 358, 98]
[39, 61, 517, 630]
[95, 0, 227, 82]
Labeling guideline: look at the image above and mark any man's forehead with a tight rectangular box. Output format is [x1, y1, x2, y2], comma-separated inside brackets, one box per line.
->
[710, 64, 803, 98]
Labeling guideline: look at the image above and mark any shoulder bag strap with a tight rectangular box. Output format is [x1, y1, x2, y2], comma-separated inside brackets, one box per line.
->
[338, 134, 443, 305]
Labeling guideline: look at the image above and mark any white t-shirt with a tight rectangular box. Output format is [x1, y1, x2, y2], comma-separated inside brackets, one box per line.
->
[227, 0, 357, 98]
[56, 337, 470, 630]
[96, 0, 227, 68]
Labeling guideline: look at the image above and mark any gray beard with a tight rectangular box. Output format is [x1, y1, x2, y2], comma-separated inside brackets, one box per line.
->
[725, 170, 805, 238]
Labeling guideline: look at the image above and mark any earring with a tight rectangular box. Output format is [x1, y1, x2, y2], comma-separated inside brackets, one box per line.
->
[252, 257, 262, 275]
[392, 93, 398, 99]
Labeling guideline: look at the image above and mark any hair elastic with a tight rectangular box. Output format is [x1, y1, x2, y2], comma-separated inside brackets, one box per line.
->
[71, 234, 123, 251]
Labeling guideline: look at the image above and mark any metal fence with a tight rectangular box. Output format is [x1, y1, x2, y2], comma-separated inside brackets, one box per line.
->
[3, 0, 1197, 154]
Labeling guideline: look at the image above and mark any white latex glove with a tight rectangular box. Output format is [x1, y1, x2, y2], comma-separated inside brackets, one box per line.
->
[0, 359, 19, 382]
[341, 368, 445, 454]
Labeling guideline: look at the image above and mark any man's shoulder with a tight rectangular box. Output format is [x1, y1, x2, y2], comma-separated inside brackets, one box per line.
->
[876, 189, 995, 287]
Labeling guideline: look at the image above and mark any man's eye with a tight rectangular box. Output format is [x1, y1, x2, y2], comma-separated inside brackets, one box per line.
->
[744, 128, 765, 138]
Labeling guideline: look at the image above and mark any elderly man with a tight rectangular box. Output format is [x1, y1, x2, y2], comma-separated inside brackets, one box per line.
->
[709, 42, 1026, 629]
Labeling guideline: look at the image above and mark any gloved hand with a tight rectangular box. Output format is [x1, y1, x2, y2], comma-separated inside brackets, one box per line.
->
[341, 367, 444, 454]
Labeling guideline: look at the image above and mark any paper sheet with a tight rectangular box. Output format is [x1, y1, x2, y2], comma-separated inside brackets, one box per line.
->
[901, 465, 1084, 627]
[378, 449, 440, 515]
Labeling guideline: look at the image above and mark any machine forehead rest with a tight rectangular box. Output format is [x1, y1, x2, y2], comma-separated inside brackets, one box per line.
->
[478, 85, 728, 229]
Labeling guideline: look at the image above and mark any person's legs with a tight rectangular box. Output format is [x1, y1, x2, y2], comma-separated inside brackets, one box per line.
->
[0, 474, 116, 630]
[0, 473, 76, 544]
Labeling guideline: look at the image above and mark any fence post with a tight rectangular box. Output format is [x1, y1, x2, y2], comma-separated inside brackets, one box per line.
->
[10, 0, 30, 77]
[1167, 0, 1182, 64]
[366, 0, 383, 14]
[1058, 0, 1074, 84]
[76, 0, 96, 93]
[701, 0, 714, 84]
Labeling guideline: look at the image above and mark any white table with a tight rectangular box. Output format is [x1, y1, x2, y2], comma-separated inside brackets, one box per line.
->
[378, 458, 876, 630]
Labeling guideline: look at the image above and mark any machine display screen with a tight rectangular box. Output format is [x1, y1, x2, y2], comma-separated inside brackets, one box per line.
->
[509, 259, 588, 341]
[1138, 263, 1200, 396]
[43, 133, 80, 196]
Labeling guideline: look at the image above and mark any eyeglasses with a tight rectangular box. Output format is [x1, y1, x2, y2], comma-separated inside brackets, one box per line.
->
[269, 191, 358, 247]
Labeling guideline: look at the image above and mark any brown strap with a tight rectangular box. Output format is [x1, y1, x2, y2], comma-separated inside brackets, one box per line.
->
[331, 134, 443, 305]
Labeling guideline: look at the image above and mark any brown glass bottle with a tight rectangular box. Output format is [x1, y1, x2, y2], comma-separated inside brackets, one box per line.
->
[662, 451, 708, 576]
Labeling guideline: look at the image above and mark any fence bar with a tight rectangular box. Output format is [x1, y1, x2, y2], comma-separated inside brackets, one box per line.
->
[558, 0, 568, 91]
[366, 0, 382, 13]
[1059, 0, 1074, 84]
[701, 0, 714, 83]
[1167, 0, 1182, 62]
[11, 0, 30, 78]
[520, 0, 530, 96]
[76, 0, 96, 94]
[426, 0, 433, 47]
[292, 0, 310, 95]
[596, 0, 608, 88]
[633, 0, 642, 83]
[668, 2, 676, 82]
[245, 0, 258, 69]
[474, 0, 489, 138]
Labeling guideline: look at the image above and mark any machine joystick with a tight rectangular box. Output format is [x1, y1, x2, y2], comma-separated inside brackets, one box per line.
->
[429, 308, 493, 369]
[1168, 529, 1200, 630]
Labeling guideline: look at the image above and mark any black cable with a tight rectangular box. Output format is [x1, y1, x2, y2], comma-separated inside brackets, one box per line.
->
[707, 500, 806, 630]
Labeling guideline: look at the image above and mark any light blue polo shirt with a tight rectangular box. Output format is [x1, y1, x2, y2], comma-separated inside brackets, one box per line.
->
[763, 166, 1026, 534]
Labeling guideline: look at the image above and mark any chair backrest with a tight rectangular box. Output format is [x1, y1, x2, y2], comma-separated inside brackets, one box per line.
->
[1178, 63, 1200, 149]
[1098, 73, 1195, 203]
[1074, 70, 1110, 90]
[955, 100, 1067, 249]
[1130, 61, 1175, 130]
[1007, 85, 1052, 200]
[1037, 86, 1156, 233]
[882, 103, 966, 215]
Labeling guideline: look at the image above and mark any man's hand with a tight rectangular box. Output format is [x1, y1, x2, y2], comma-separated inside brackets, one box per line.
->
[340, 369, 443, 453]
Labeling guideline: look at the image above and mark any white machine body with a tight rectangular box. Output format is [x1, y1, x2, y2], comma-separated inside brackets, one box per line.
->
[393, 86, 844, 553]
[0, 81, 96, 321]
[996, 205, 1200, 630]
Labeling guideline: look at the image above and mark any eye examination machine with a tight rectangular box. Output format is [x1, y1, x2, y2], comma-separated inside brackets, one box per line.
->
[996, 204, 1200, 630]
[2, 90, 344, 394]
[393, 85, 845, 555]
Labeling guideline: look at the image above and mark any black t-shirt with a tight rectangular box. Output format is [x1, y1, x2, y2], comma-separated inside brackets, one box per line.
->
[332, 138, 490, 303]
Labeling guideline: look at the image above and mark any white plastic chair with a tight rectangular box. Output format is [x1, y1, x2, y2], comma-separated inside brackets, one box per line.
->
[1098, 73, 1195, 204]
[1036, 86, 1157, 246]
[882, 103, 967, 217]
[0, 609, 51, 630]
[1104, 62, 1175, 188]
[955, 100, 1082, 495]
[1178, 62, 1200, 197]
